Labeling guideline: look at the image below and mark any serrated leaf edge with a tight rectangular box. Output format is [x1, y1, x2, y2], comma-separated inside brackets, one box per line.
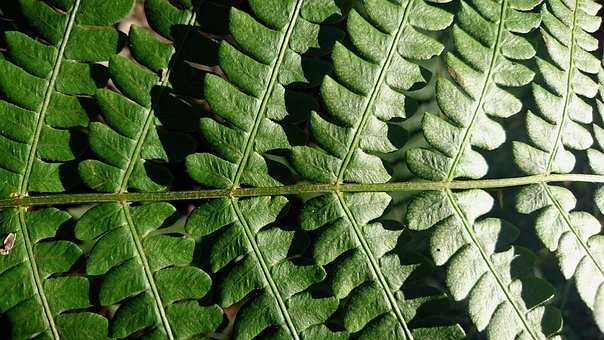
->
[231, 198, 300, 339]
[17, 208, 60, 338]
[116, 2, 200, 193]
[18, 0, 82, 195]
[335, 191, 414, 338]
[445, 189, 543, 339]
[229, 0, 304, 188]
[122, 203, 175, 339]
[544, 0, 580, 173]
[444, 0, 508, 181]
[334, 0, 414, 183]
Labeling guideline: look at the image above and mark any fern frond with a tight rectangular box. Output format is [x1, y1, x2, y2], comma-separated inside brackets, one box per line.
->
[185, 196, 336, 339]
[0, 208, 106, 339]
[75, 202, 221, 338]
[285, 1, 460, 336]
[182, 3, 350, 337]
[186, 0, 346, 189]
[300, 192, 466, 338]
[407, 189, 563, 338]
[1, 0, 604, 337]
[587, 67, 604, 212]
[0, 0, 132, 197]
[513, 0, 601, 174]
[407, 0, 542, 181]
[78, 0, 225, 193]
[292, 0, 453, 185]
[516, 184, 604, 333]
[507, 0, 603, 331]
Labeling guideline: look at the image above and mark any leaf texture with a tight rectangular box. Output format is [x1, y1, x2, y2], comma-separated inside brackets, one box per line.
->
[587, 66, 604, 212]
[516, 184, 604, 333]
[300, 192, 466, 338]
[513, 0, 601, 175]
[293, 0, 453, 185]
[508, 0, 604, 332]
[0, 0, 132, 197]
[186, 196, 337, 339]
[407, 189, 563, 339]
[407, 0, 542, 181]
[187, 0, 346, 189]
[183, 3, 351, 338]
[75, 202, 222, 339]
[0, 208, 105, 339]
[1, 0, 604, 338]
[79, 0, 225, 193]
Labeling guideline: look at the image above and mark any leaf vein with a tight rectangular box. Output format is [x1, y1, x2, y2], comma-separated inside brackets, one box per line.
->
[122, 203, 175, 339]
[117, 5, 200, 193]
[544, 0, 579, 173]
[18, 0, 82, 195]
[231, 198, 300, 339]
[18, 208, 59, 339]
[230, 0, 304, 188]
[444, 0, 507, 181]
[335, 0, 415, 183]
[542, 184, 604, 276]
[5, 174, 604, 207]
[335, 191, 414, 339]
[445, 189, 540, 340]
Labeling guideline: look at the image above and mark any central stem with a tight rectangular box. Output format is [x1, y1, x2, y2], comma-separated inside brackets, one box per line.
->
[3, 173, 603, 208]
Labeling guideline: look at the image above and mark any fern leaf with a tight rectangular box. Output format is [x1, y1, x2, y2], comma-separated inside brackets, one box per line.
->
[0, 208, 107, 339]
[508, 0, 603, 331]
[407, 0, 542, 181]
[0, 0, 132, 197]
[588, 80, 604, 318]
[587, 67, 604, 212]
[79, 0, 224, 193]
[2, 0, 604, 337]
[287, 0, 460, 336]
[182, 3, 350, 337]
[407, 189, 563, 338]
[75, 202, 222, 339]
[300, 192, 466, 338]
[516, 184, 604, 333]
[185, 196, 337, 339]
[68, 4, 228, 337]
[587, 78, 604, 334]
[513, 0, 601, 175]
[186, 0, 346, 189]
[292, 0, 453, 185]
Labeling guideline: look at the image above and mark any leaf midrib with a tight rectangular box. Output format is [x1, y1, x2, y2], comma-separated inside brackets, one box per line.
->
[18, 0, 82, 195]
[4, 173, 604, 207]
[444, 0, 507, 182]
[335, 191, 414, 339]
[122, 203, 175, 339]
[111, 4, 204, 337]
[229, 0, 304, 189]
[224, 3, 304, 337]
[117, 5, 200, 193]
[544, 0, 579, 173]
[334, 0, 414, 183]
[18, 208, 60, 339]
[232, 199, 300, 339]
[542, 184, 604, 277]
[14, 1, 83, 337]
[445, 189, 541, 340]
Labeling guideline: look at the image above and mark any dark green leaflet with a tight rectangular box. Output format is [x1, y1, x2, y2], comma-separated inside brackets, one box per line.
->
[0, 0, 603, 338]
[0, 0, 132, 338]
